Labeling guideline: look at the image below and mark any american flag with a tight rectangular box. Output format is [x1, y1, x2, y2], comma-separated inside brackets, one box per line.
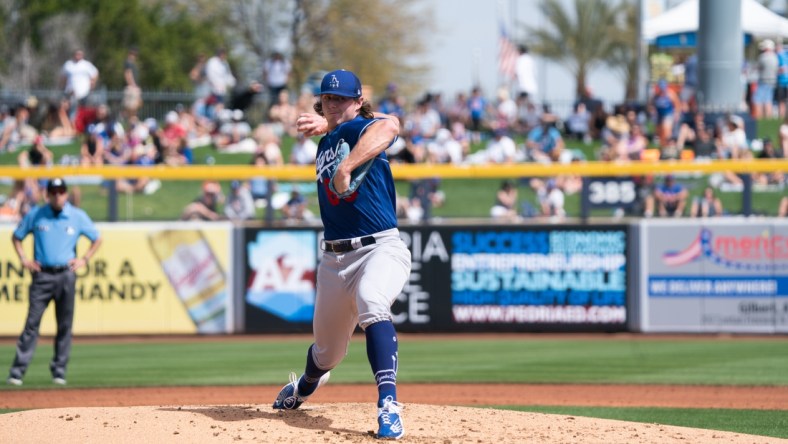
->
[498, 23, 518, 80]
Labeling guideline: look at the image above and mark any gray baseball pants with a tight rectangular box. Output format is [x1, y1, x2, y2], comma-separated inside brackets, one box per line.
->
[312, 228, 411, 370]
[8, 270, 76, 380]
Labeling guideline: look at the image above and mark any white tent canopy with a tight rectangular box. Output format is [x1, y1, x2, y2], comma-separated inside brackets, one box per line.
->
[642, 0, 788, 41]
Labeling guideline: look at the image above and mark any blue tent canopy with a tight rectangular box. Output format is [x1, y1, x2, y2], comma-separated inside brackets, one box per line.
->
[654, 32, 752, 49]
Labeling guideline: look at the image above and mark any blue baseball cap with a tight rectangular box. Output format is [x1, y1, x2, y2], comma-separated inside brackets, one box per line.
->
[319, 69, 362, 98]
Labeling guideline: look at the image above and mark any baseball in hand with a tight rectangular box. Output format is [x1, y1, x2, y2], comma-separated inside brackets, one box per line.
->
[297, 113, 328, 137]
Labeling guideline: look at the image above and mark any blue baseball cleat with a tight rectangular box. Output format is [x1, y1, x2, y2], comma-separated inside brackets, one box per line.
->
[376, 396, 404, 440]
[272, 371, 330, 410]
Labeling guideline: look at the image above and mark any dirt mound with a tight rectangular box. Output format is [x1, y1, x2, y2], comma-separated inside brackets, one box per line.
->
[1, 403, 785, 444]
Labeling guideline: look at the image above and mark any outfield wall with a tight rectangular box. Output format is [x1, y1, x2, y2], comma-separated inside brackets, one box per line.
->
[0, 219, 785, 335]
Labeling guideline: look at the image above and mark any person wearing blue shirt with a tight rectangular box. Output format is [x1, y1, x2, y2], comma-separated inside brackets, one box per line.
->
[6, 178, 102, 387]
[377, 82, 404, 121]
[526, 113, 566, 163]
[775, 41, 788, 118]
[653, 175, 688, 218]
[467, 86, 487, 141]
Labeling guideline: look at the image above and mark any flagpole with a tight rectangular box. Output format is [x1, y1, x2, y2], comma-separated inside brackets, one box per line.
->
[473, 48, 480, 87]
[496, 2, 518, 92]
[540, 2, 547, 106]
[511, 0, 517, 99]
[497, 0, 504, 90]
[511, 0, 516, 40]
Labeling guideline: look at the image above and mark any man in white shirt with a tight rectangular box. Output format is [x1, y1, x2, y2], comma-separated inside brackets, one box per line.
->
[537, 179, 566, 219]
[426, 128, 463, 164]
[205, 48, 236, 107]
[484, 128, 518, 164]
[515, 45, 538, 100]
[290, 132, 318, 165]
[263, 52, 291, 109]
[59, 49, 99, 111]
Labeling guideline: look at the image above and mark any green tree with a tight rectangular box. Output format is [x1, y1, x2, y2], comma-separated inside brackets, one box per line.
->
[0, 0, 88, 89]
[86, 1, 223, 90]
[0, 0, 431, 98]
[289, 0, 431, 100]
[226, 0, 292, 77]
[525, 0, 630, 99]
[0, 0, 223, 91]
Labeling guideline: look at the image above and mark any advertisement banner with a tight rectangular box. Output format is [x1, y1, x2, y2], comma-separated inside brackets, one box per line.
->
[0, 222, 233, 335]
[394, 227, 453, 331]
[242, 229, 317, 333]
[640, 220, 788, 333]
[241, 225, 628, 333]
[443, 226, 628, 332]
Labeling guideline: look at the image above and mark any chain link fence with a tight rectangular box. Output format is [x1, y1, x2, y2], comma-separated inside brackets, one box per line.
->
[1, 87, 270, 125]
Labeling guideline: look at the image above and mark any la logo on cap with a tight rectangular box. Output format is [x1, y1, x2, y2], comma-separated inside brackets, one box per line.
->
[329, 75, 340, 89]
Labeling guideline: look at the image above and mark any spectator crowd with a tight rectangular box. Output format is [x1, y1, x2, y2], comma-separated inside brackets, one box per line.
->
[1, 42, 786, 224]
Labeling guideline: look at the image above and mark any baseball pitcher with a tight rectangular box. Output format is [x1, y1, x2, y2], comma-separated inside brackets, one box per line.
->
[272, 69, 411, 440]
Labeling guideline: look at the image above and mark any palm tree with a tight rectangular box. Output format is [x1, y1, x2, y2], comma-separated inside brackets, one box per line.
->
[525, 0, 633, 99]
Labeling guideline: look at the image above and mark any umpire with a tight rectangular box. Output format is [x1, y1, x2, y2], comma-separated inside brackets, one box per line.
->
[6, 178, 101, 386]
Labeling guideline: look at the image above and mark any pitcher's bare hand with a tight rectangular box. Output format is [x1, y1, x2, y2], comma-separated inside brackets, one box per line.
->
[296, 113, 328, 137]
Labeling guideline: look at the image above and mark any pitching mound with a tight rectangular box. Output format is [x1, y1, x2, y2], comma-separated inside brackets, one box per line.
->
[1, 403, 784, 444]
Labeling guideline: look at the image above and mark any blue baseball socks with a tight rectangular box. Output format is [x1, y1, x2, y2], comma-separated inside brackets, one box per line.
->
[297, 344, 329, 396]
[365, 320, 399, 406]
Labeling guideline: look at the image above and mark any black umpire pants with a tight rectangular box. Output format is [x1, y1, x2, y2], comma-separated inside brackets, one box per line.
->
[8, 269, 76, 380]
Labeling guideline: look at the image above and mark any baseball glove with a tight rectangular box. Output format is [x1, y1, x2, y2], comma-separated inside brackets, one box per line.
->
[328, 141, 375, 198]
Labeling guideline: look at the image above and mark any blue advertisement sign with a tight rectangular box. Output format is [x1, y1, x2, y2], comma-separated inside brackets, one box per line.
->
[449, 227, 628, 329]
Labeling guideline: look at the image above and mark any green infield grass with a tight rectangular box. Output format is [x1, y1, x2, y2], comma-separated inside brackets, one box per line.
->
[1, 336, 786, 387]
[509, 406, 788, 439]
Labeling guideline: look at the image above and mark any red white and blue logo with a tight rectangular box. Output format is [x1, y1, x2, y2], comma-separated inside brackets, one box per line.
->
[662, 228, 788, 272]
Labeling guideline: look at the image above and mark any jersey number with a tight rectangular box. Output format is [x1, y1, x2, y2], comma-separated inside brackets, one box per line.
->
[321, 177, 358, 205]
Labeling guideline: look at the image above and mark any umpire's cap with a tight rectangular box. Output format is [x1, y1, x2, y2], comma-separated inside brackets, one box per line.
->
[47, 177, 67, 192]
[319, 70, 362, 98]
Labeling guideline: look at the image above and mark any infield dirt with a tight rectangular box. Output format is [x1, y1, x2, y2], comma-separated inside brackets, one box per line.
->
[2, 383, 788, 443]
[2, 334, 787, 442]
